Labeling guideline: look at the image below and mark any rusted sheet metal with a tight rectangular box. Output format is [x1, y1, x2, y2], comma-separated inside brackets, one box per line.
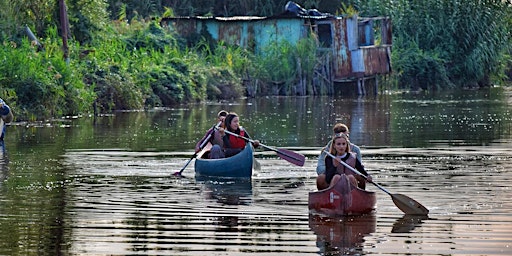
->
[165, 18, 199, 38]
[332, 17, 353, 79]
[253, 18, 306, 53]
[362, 47, 391, 75]
[161, 14, 392, 83]
[165, 17, 306, 53]
[218, 22, 243, 46]
[382, 18, 392, 45]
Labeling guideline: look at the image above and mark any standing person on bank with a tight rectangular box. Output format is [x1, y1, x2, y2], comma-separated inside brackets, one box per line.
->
[222, 112, 259, 157]
[316, 123, 362, 190]
[0, 98, 13, 142]
[324, 133, 371, 190]
[195, 110, 228, 159]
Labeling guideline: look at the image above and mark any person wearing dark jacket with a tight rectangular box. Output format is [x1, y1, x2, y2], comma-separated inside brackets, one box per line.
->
[324, 133, 371, 190]
[0, 99, 13, 141]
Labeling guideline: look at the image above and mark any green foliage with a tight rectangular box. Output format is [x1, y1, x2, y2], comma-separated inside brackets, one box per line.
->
[355, 0, 512, 89]
[337, 3, 358, 16]
[138, 59, 196, 106]
[82, 20, 155, 112]
[392, 38, 452, 91]
[106, 0, 293, 18]
[294, 35, 319, 94]
[107, 0, 161, 21]
[0, 36, 94, 120]
[1, 0, 510, 121]
[192, 40, 250, 100]
[257, 40, 297, 95]
[255, 35, 318, 95]
[67, 0, 110, 44]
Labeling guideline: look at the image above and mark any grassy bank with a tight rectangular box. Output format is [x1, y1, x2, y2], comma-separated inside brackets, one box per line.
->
[1, 19, 323, 121]
[1, 1, 511, 121]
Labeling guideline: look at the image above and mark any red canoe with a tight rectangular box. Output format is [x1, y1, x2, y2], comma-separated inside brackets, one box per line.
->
[308, 174, 376, 216]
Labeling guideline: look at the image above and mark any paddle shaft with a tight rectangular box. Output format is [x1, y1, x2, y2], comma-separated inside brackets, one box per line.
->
[323, 150, 429, 215]
[176, 121, 222, 175]
[222, 129, 304, 165]
[324, 150, 393, 194]
[0, 118, 3, 139]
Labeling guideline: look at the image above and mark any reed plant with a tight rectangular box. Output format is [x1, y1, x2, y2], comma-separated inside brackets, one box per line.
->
[257, 39, 297, 95]
[254, 35, 319, 96]
[0, 28, 94, 121]
[355, 0, 512, 89]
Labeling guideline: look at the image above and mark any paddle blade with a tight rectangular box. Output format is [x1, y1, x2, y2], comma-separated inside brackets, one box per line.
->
[276, 148, 305, 166]
[253, 156, 261, 170]
[391, 193, 429, 215]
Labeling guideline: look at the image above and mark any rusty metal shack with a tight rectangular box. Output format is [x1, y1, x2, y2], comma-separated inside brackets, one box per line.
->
[160, 10, 392, 95]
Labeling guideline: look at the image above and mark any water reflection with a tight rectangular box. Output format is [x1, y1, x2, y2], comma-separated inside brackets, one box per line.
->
[309, 213, 376, 255]
[391, 214, 429, 233]
[0, 141, 7, 187]
[0, 88, 511, 255]
[197, 178, 253, 206]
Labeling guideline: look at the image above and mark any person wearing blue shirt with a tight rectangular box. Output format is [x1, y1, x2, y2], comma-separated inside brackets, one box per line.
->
[0, 98, 13, 141]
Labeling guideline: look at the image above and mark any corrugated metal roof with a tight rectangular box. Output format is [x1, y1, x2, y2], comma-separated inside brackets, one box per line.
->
[164, 12, 339, 22]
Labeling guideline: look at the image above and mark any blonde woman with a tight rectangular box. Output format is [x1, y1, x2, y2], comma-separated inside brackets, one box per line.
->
[324, 133, 370, 190]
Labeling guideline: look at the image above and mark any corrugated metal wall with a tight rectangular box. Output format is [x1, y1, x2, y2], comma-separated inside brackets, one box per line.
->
[161, 15, 392, 84]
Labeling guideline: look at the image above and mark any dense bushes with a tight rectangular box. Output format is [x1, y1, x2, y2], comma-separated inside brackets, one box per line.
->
[1, 1, 511, 120]
[0, 37, 94, 120]
[0, 20, 251, 120]
[355, 0, 512, 90]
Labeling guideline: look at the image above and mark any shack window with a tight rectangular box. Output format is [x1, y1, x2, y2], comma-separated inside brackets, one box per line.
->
[358, 20, 374, 46]
[317, 23, 332, 48]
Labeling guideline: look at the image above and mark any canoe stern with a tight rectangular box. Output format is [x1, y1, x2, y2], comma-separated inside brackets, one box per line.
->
[308, 174, 376, 216]
[195, 144, 254, 178]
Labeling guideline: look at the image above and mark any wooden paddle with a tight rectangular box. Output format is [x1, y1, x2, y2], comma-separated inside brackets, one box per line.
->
[173, 121, 223, 177]
[223, 129, 305, 167]
[324, 150, 429, 215]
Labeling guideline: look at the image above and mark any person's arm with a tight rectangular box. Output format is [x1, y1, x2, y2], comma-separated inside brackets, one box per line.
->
[316, 142, 330, 175]
[242, 128, 259, 147]
[316, 151, 326, 175]
[195, 128, 213, 152]
[351, 144, 362, 162]
[324, 156, 336, 184]
[355, 158, 371, 181]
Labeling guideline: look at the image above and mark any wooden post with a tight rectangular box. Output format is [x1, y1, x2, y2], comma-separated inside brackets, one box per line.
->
[59, 0, 70, 63]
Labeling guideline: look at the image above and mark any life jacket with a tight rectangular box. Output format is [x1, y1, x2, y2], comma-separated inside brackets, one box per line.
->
[334, 153, 357, 175]
[228, 129, 246, 149]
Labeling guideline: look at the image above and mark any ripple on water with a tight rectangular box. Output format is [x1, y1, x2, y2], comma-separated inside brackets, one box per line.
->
[59, 147, 512, 255]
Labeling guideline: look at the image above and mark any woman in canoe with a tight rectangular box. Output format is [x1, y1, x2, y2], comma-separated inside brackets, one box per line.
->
[325, 133, 371, 190]
[317, 123, 362, 190]
[222, 112, 259, 157]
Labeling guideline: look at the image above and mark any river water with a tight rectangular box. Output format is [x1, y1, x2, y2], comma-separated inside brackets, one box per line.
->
[0, 88, 511, 255]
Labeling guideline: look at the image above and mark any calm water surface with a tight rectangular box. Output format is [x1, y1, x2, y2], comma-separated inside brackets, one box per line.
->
[1, 88, 511, 255]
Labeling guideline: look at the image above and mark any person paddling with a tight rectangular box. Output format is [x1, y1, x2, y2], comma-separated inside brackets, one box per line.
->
[195, 110, 228, 159]
[316, 123, 362, 190]
[222, 112, 259, 157]
[0, 98, 14, 142]
[324, 133, 371, 190]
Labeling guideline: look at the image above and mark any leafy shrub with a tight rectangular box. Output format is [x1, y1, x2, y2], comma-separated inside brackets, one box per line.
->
[0, 36, 94, 120]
